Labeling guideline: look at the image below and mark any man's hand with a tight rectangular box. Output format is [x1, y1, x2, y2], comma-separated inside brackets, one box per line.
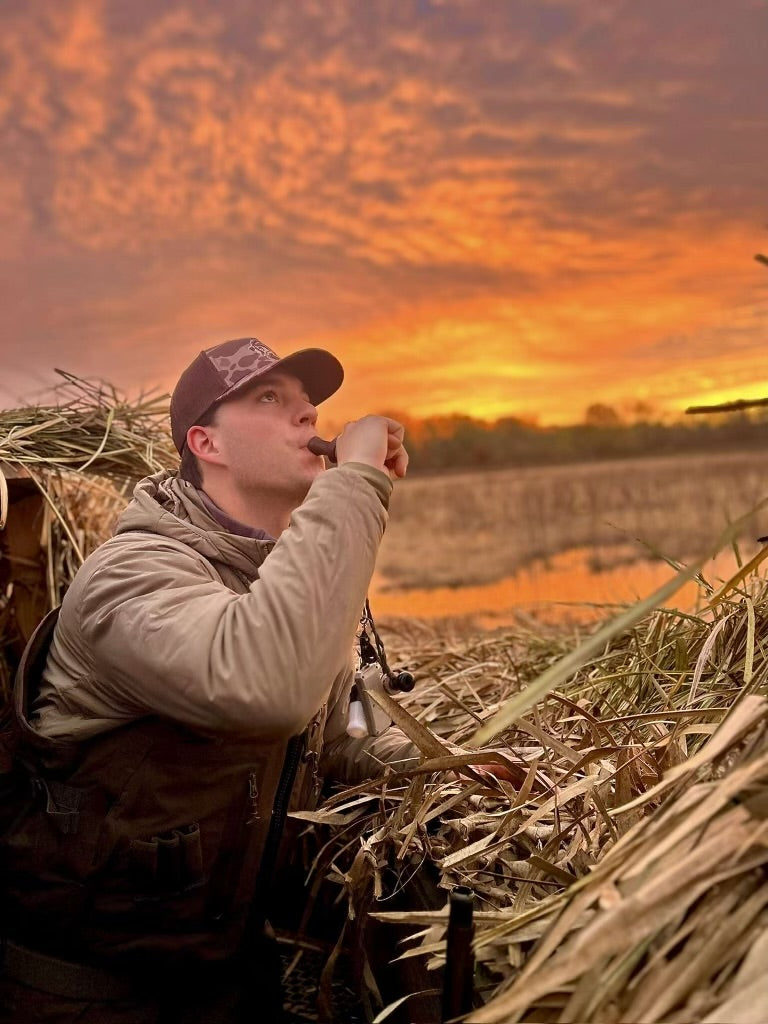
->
[468, 762, 518, 785]
[335, 415, 409, 479]
[439, 739, 520, 786]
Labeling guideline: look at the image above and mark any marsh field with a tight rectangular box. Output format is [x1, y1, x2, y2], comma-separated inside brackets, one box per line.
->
[370, 448, 768, 625]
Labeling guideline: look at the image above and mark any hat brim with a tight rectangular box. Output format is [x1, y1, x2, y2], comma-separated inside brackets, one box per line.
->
[222, 348, 344, 408]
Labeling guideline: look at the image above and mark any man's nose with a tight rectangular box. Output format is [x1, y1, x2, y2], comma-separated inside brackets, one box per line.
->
[297, 400, 318, 426]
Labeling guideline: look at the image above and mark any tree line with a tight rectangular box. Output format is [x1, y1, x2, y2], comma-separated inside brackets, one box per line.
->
[375, 405, 768, 473]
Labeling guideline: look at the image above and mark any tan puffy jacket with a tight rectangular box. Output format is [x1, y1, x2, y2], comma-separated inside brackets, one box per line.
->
[36, 465, 417, 784]
[4, 464, 417, 964]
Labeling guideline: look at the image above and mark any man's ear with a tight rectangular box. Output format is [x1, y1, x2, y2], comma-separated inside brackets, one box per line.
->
[186, 425, 224, 466]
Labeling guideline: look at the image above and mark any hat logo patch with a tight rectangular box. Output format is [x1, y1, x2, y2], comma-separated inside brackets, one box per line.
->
[209, 339, 279, 389]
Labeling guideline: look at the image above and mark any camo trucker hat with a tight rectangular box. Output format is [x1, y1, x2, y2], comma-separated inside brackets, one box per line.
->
[170, 337, 344, 453]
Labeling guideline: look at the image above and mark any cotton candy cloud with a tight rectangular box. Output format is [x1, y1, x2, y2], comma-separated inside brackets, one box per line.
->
[0, 0, 766, 422]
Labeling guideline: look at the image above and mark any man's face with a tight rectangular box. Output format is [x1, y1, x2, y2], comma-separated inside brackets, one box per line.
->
[201, 371, 324, 503]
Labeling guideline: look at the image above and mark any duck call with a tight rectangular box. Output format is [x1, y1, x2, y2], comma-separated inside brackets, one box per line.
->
[307, 436, 337, 463]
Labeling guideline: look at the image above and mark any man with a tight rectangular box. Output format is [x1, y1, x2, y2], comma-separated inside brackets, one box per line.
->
[0, 337, 418, 1022]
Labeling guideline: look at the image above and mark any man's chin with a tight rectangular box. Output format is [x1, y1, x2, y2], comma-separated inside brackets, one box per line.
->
[294, 467, 324, 502]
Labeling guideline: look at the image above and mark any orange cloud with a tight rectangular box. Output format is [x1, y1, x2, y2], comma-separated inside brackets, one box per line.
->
[0, 0, 766, 426]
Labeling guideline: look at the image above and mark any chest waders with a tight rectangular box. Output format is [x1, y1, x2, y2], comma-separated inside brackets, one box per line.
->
[0, 607, 301, 1014]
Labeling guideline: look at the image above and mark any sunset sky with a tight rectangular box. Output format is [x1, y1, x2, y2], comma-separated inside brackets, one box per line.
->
[1, 0, 767, 429]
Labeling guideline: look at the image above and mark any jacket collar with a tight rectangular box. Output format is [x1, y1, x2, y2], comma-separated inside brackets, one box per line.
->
[114, 471, 275, 578]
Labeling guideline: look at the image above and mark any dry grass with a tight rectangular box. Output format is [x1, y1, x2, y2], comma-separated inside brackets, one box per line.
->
[302, 566, 768, 1022]
[379, 450, 768, 589]
[0, 371, 176, 484]
[4, 378, 768, 1021]
[0, 374, 178, 691]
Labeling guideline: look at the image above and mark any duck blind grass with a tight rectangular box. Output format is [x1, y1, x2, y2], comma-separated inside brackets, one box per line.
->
[302, 573, 768, 1023]
[2, 375, 768, 1021]
[0, 372, 178, 695]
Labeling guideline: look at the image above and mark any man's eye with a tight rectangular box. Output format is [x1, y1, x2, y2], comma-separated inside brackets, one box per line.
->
[259, 390, 278, 402]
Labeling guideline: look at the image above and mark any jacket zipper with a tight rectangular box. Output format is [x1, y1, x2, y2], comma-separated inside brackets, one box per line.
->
[209, 733, 302, 926]
[229, 733, 305, 961]
[208, 768, 264, 922]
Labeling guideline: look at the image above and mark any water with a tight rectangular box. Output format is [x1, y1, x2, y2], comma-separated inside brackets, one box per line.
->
[369, 544, 745, 628]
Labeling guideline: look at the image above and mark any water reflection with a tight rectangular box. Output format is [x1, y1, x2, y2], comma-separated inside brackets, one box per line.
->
[369, 545, 744, 628]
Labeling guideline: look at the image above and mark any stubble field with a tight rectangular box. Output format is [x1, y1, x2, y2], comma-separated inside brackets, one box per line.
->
[376, 448, 768, 591]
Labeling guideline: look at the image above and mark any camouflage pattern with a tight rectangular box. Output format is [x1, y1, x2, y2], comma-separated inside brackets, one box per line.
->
[204, 338, 280, 390]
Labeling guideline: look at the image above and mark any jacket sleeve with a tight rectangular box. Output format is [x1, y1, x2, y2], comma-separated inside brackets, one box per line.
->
[320, 664, 421, 785]
[49, 466, 393, 740]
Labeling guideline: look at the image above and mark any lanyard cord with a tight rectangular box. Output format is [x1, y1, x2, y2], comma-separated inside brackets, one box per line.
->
[360, 598, 393, 679]
[359, 599, 415, 693]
